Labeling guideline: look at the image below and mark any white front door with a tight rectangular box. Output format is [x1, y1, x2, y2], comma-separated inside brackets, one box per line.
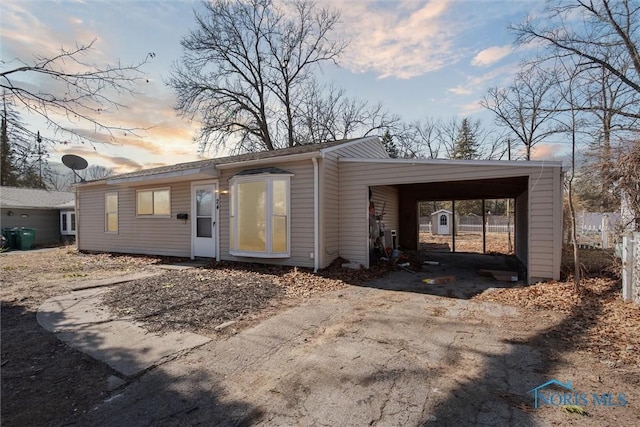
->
[438, 214, 449, 235]
[192, 183, 217, 258]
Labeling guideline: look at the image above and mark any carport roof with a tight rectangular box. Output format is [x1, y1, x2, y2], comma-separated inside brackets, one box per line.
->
[396, 176, 530, 200]
[339, 157, 563, 168]
[341, 157, 561, 200]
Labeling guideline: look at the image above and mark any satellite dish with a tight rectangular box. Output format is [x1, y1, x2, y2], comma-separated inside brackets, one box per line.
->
[62, 154, 89, 183]
[62, 154, 88, 171]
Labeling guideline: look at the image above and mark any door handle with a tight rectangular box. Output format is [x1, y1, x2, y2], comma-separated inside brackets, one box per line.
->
[212, 221, 216, 227]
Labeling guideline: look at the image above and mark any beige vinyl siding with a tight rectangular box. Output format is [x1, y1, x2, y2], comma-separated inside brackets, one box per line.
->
[321, 153, 340, 268]
[320, 137, 389, 268]
[77, 182, 192, 257]
[528, 165, 563, 282]
[339, 160, 562, 282]
[219, 159, 315, 268]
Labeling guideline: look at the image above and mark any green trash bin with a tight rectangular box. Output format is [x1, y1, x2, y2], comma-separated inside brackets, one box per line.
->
[2, 228, 18, 249]
[15, 228, 36, 250]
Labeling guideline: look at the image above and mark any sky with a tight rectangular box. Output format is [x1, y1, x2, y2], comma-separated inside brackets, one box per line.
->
[1, 0, 566, 174]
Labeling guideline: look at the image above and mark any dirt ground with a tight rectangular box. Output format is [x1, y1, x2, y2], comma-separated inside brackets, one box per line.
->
[2, 246, 639, 426]
[420, 231, 514, 254]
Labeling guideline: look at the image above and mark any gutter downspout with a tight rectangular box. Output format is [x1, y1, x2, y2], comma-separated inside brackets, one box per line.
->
[312, 157, 319, 273]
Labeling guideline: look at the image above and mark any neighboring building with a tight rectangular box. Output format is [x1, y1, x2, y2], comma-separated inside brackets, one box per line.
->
[75, 136, 563, 283]
[1, 186, 76, 246]
[431, 209, 453, 236]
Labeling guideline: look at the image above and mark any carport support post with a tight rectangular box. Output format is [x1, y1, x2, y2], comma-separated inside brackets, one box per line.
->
[482, 199, 486, 254]
[452, 200, 456, 252]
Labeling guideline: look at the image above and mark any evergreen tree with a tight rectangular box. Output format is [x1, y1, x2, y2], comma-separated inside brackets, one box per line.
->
[1, 93, 51, 188]
[381, 130, 399, 158]
[1, 98, 19, 186]
[451, 118, 479, 160]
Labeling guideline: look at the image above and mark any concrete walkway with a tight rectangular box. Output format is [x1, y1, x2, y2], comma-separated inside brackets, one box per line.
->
[37, 271, 211, 378]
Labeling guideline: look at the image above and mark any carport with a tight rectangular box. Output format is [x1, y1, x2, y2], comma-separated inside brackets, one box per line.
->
[337, 158, 563, 284]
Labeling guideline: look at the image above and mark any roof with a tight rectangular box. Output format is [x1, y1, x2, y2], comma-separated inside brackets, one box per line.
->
[91, 138, 363, 184]
[234, 167, 293, 176]
[0, 186, 75, 209]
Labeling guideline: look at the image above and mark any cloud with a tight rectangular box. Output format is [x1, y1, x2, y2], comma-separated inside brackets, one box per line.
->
[530, 143, 569, 161]
[332, 0, 459, 79]
[448, 86, 473, 96]
[471, 45, 513, 67]
[1, 1, 105, 64]
[447, 63, 520, 96]
[459, 100, 484, 115]
[55, 145, 142, 173]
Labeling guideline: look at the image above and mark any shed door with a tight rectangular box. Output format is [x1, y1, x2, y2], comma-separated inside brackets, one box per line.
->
[438, 214, 449, 235]
[192, 183, 217, 258]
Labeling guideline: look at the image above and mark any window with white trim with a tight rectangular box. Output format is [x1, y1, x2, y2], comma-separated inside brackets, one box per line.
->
[229, 173, 290, 258]
[105, 192, 118, 232]
[60, 211, 77, 235]
[136, 188, 171, 216]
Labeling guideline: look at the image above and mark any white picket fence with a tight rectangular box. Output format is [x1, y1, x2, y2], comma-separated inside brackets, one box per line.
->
[575, 212, 620, 249]
[621, 232, 640, 303]
[419, 216, 514, 234]
[419, 223, 514, 233]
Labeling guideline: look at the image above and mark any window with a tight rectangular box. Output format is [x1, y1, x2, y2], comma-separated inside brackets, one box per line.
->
[229, 174, 290, 257]
[61, 211, 77, 235]
[105, 193, 118, 232]
[440, 215, 447, 226]
[136, 188, 170, 216]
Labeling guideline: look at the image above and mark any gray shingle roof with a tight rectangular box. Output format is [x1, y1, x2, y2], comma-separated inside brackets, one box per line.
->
[90, 138, 360, 183]
[0, 187, 75, 209]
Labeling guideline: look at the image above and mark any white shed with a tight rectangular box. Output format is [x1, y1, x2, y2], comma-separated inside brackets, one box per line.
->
[431, 209, 453, 235]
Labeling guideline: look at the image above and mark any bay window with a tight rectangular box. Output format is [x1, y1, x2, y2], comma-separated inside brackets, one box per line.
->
[229, 172, 291, 257]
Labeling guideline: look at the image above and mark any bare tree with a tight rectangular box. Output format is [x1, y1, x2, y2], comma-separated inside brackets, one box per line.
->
[404, 117, 441, 159]
[512, 0, 640, 233]
[556, 57, 592, 289]
[511, 0, 640, 121]
[1, 39, 152, 146]
[169, 0, 345, 153]
[615, 140, 640, 230]
[289, 81, 399, 146]
[84, 165, 114, 180]
[481, 65, 562, 160]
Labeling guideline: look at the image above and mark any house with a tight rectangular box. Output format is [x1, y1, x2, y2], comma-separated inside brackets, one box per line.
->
[430, 209, 453, 236]
[75, 136, 563, 283]
[0, 186, 76, 246]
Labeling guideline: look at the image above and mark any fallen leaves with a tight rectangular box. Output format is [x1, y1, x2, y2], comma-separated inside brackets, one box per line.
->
[474, 277, 640, 368]
[101, 259, 383, 336]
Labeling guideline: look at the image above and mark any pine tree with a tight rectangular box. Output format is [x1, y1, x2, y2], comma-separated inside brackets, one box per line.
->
[1, 96, 19, 186]
[1, 93, 51, 188]
[381, 130, 399, 158]
[451, 118, 479, 160]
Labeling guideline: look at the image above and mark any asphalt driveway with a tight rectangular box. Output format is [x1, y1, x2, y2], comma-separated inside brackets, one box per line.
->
[73, 283, 561, 426]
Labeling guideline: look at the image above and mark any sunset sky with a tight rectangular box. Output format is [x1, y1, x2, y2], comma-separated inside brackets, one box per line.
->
[1, 0, 566, 174]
